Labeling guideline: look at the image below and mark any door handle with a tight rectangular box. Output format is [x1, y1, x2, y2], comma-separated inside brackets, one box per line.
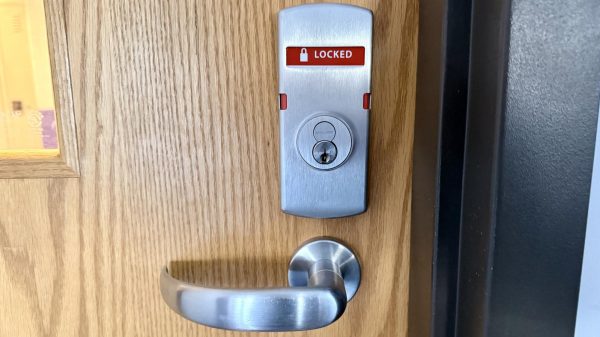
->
[160, 238, 360, 331]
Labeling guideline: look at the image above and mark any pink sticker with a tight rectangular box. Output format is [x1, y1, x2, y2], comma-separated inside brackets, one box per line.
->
[41, 110, 58, 149]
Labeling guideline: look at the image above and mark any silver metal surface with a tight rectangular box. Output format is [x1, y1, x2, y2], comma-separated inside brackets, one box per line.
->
[279, 4, 372, 218]
[160, 238, 360, 332]
[288, 238, 361, 301]
[313, 121, 336, 141]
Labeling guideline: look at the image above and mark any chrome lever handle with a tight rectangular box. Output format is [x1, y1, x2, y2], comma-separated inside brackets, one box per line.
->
[160, 238, 361, 332]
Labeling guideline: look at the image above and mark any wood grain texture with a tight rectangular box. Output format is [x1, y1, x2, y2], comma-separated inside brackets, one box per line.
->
[0, 0, 79, 178]
[0, 0, 417, 336]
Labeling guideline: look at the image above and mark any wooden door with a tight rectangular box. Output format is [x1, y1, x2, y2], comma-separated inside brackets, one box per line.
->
[0, 1, 417, 336]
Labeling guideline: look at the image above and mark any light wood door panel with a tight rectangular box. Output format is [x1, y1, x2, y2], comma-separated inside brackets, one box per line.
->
[0, 0, 417, 336]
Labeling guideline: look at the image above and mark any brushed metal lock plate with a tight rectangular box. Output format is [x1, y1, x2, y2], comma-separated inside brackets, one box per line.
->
[278, 4, 372, 218]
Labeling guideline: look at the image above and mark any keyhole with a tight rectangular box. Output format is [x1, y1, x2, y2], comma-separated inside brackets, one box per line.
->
[312, 141, 337, 165]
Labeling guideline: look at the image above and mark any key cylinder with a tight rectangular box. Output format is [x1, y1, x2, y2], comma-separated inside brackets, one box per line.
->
[296, 115, 353, 170]
[313, 141, 337, 164]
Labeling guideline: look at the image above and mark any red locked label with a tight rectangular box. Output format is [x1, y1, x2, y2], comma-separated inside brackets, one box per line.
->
[286, 47, 365, 66]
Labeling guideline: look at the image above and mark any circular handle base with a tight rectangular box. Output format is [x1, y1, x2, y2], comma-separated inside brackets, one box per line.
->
[288, 238, 361, 301]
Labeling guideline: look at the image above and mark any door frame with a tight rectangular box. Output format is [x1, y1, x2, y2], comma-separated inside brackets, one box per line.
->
[410, 0, 600, 336]
[410, 0, 472, 336]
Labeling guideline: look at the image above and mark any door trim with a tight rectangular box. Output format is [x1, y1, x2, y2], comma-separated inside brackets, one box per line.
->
[456, 0, 600, 336]
[411, 0, 600, 336]
[410, 0, 472, 336]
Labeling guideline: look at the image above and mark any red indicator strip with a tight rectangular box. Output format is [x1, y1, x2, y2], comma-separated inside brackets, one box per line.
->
[287, 47, 365, 66]
[279, 93, 287, 110]
[363, 93, 371, 109]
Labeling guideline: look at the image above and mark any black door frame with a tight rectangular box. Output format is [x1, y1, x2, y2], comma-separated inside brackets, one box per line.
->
[410, 0, 600, 336]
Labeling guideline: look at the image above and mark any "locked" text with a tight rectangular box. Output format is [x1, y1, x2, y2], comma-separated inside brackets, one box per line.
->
[314, 50, 353, 59]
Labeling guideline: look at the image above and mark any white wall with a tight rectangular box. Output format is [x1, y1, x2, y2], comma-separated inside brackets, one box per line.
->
[575, 108, 600, 336]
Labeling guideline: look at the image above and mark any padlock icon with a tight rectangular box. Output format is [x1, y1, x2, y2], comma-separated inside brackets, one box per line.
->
[300, 48, 308, 62]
